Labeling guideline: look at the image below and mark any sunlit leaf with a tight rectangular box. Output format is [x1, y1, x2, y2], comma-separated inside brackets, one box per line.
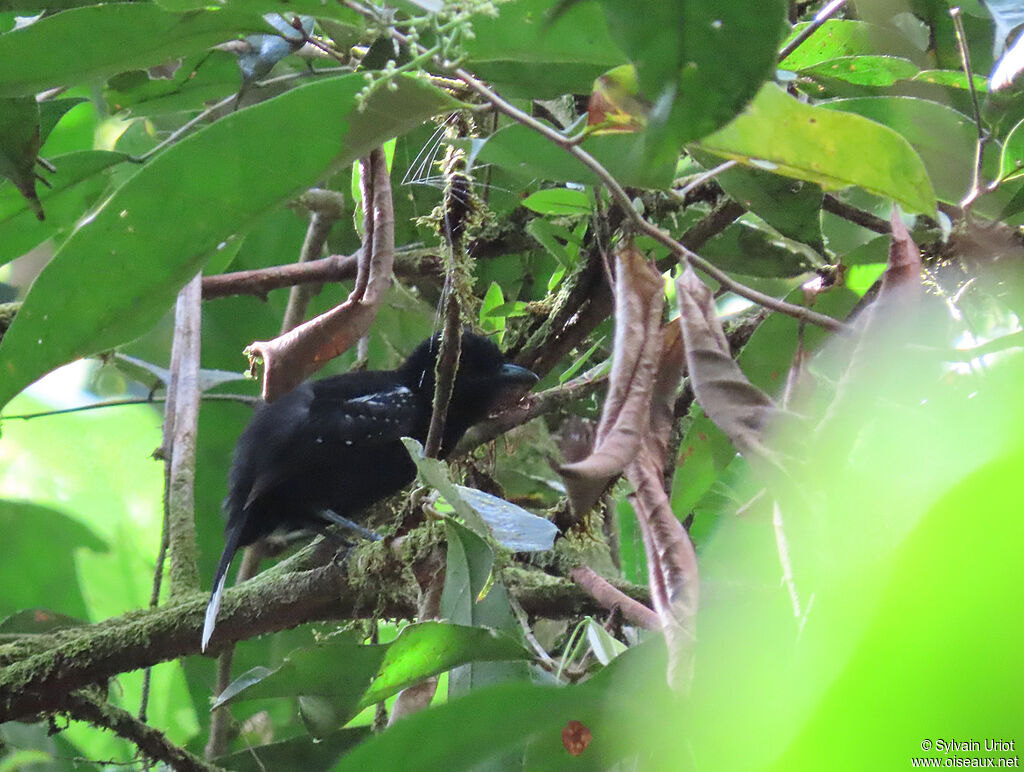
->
[697, 84, 937, 215]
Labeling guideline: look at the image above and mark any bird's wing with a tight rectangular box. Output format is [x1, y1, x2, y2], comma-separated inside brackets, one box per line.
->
[242, 383, 423, 510]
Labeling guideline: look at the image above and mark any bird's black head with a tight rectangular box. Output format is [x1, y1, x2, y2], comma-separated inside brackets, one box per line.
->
[399, 331, 538, 451]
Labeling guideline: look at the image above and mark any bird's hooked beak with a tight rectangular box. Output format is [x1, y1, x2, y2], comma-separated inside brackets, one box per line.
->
[489, 363, 539, 412]
[498, 363, 540, 389]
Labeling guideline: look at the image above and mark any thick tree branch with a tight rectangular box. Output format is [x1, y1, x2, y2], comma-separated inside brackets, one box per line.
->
[0, 539, 647, 723]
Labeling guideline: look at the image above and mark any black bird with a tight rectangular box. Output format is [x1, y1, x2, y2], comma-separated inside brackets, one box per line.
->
[202, 332, 538, 650]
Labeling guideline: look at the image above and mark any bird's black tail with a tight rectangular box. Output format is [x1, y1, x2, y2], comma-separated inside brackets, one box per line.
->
[201, 522, 243, 652]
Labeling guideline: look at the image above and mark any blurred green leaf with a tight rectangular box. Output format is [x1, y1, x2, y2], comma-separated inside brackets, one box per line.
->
[597, 0, 786, 169]
[693, 149, 824, 251]
[478, 123, 675, 189]
[0, 501, 105, 620]
[999, 117, 1024, 182]
[215, 727, 370, 772]
[0, 96, 42, 219]
[332, 641, 667, 771]
[441, 520, 526, 698]
[700, 220, 818, 278]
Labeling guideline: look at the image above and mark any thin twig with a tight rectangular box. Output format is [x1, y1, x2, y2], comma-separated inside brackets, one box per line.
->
[672, 160, 737, 201]
[280, 190, 347, 333]
[66, 691, 226, 772]
[950, 7, 988, 213]
[424, 287, 461, 458]
[822, 194, 891, 234]
[2, 393, 256, 421]
[778, 0, 848, 63]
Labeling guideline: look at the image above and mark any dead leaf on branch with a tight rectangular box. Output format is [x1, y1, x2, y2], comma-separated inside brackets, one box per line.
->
[247, 148, 395, 401]
[623, 323, 696, 689]
[557, 242, 664, 516]
[675, 266, 781, 464]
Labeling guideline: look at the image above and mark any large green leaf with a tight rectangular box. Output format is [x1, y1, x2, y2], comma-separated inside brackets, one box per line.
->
[215, 622, 527, 726]
[696, 83, 937, 215]
[0, 4, 267, 97]
[598, 0, 786, 164]
[463, 0, 626, 98]
[0, 74, 455, 411]
[798, 55, 919, 87]
[700, 221, 818, 278]
[824, 96, 1024, 220]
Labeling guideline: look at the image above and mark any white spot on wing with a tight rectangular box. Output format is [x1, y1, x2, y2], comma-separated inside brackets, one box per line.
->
[349, 385, 413, 407]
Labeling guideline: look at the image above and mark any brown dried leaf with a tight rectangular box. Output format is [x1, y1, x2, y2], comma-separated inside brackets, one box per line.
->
[676, 267, 778, 461]
[882, 209, 922, 303]
[624, 456, 698, 690]
[248, 149, 394, 401]
[557, 243, 664, 515]
[646, 322, 685, 463]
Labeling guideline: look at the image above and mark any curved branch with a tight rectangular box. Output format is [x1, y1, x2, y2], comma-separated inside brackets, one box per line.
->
[66, 691, 225, 772]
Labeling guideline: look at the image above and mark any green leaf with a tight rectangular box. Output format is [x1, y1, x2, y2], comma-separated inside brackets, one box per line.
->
[521, 188, 591, 216]
[798, 55, 919, 87]
[696, 83, 937, 215]
[462, 0, 627, 98]
[822, 97, 976, 206]
[331, 641, 667, 771]
[479, 281, 506, 340]
[453, 485, 558, 552]
[700, 220, 818, 278]
[0, 5, 267, 97]
[103, 52, 242, 118]
[692, 148, 824, 251]
[400, 437, 490, 537]
[0, 501, 107, 620]
[779, 19, 925, 70]
[38, 97, 86, 145]
[441, 520, 526, 697]
[214, 622, 529, 727]
[214, 638, 386, 708]
[356, 622, 530, 710]
[214, 727, 370, 772]
[597, 0, 787, 166]
[477, 124, 675, 189]
[0, 75, 454, 411]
